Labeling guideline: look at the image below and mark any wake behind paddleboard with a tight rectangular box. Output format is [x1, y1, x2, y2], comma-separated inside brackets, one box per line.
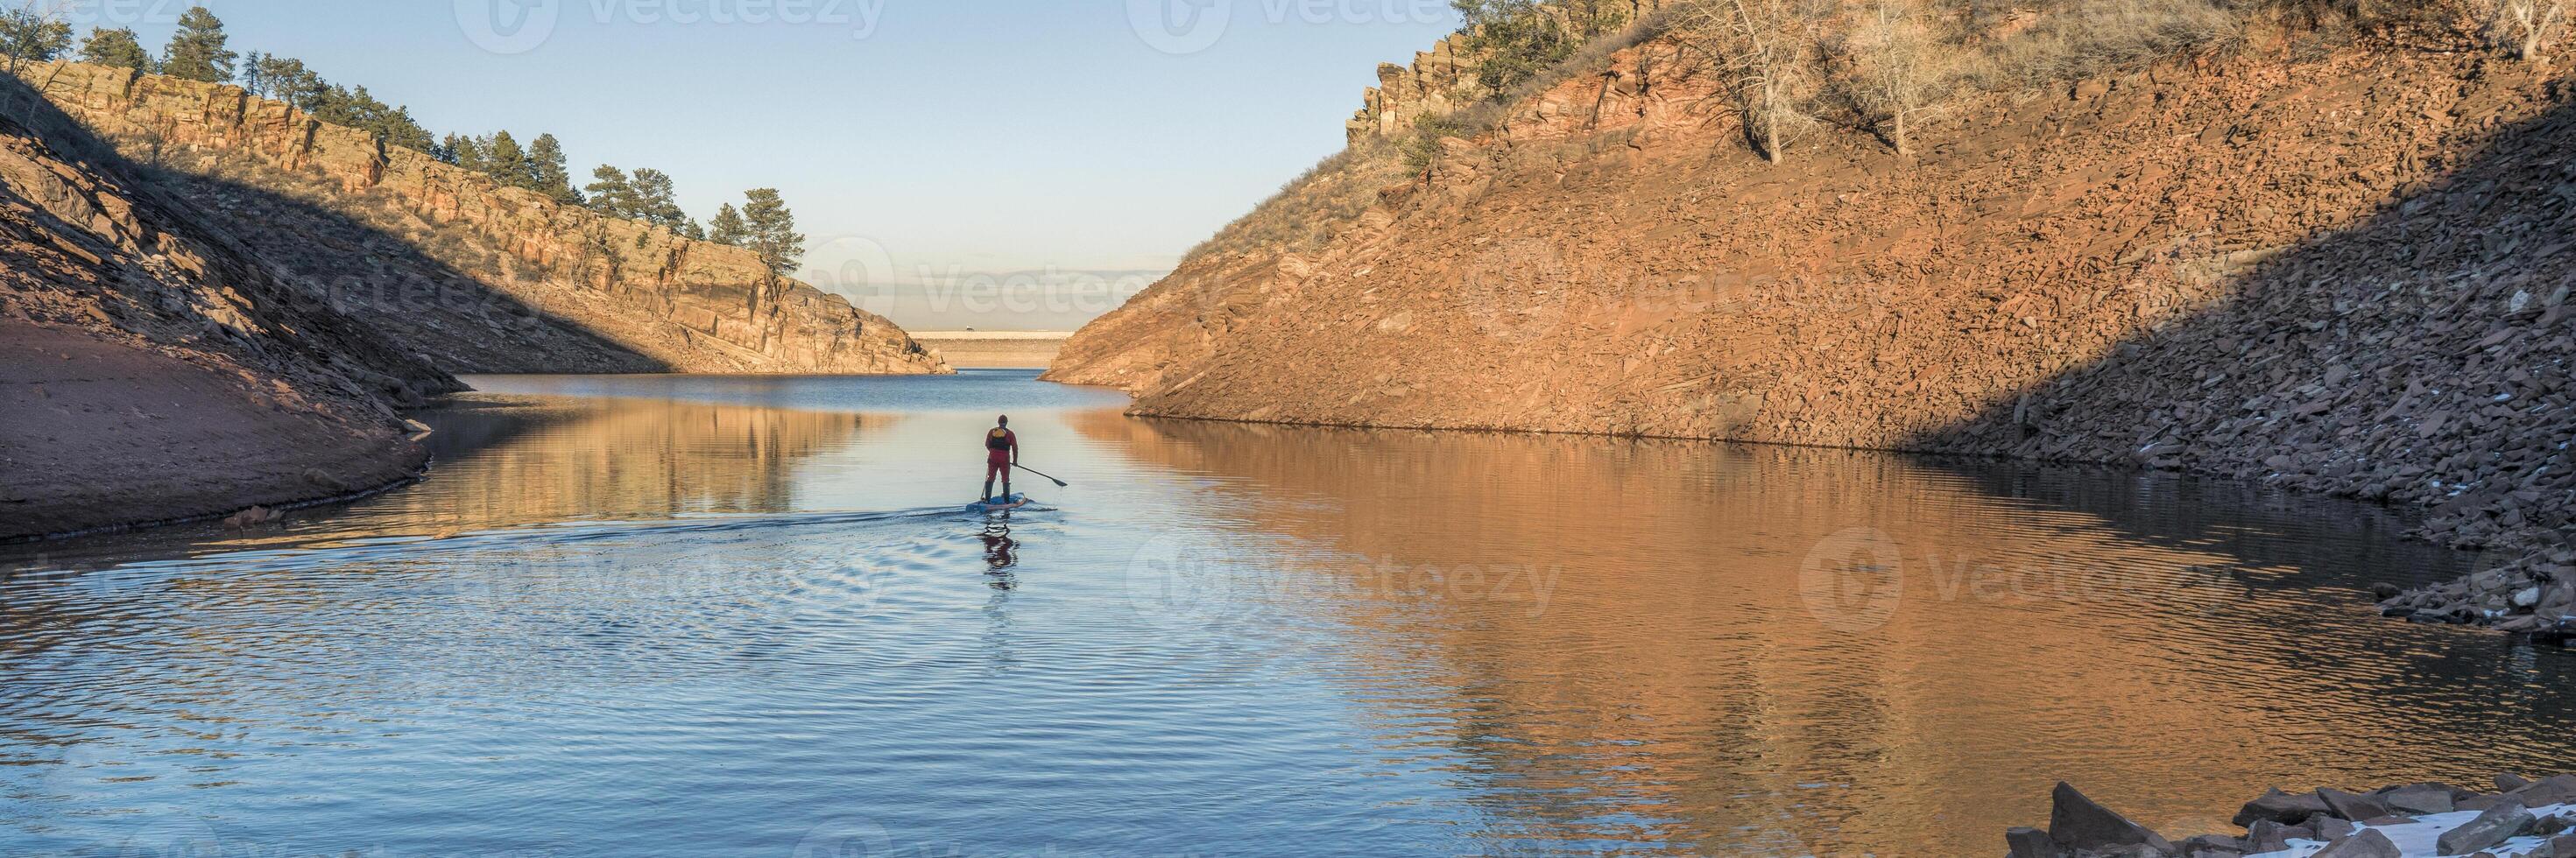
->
[968, 494, 1030, 512]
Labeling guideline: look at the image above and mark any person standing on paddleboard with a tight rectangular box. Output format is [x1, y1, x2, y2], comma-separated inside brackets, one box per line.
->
[983, 415, 1019, 502]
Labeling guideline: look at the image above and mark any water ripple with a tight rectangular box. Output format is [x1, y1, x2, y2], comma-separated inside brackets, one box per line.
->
[0, 376, 2567, 856]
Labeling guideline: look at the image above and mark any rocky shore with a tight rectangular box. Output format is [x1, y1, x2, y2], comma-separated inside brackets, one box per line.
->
[2376, 570, 2574, 643]
[2018, 777, 2576, 857]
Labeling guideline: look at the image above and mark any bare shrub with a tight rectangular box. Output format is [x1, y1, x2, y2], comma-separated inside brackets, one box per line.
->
[1841, 0, 1952, 154]
[1401, 111, 1482, 177]
[2247, 0, 2462, 38]
[1972, 0, 2241, 88]
[2481, 0, 2569, 58]
[1674, 0, 1827, 162]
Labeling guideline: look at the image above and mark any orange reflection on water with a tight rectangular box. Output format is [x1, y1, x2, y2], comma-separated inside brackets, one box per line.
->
[1083, 413, 2511, 855]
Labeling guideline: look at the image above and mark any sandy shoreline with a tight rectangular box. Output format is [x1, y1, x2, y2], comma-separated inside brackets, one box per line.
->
[0, 324, 431, 543]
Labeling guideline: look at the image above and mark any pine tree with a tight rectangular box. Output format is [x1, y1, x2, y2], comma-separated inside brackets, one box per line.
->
[297, 82, 433, 153]
[526, 133, 580, 204]
[369, 102, 435, 153]
[159, 6, 236, 83]
[629, 168, 687, 229]
[0, 5, 73, 74]
[1450, 0, 1627, 94]
[444, 134, 483, 172]
[739, 188, 805, 278]
[257, 56, 315, 109]
[484, 130, 529, 187]
[241, 49, 264, 94]
[77, 26, 149, 71]
[678, 219, 706, 241]
[708, 203, 748, 247]
[585, 165, 638, 216]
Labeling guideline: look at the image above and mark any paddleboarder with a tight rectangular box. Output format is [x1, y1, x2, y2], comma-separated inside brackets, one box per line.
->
[983, 415, 1019, 503]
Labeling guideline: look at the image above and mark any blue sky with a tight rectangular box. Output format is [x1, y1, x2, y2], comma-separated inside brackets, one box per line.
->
[81, 0, 1464, 329]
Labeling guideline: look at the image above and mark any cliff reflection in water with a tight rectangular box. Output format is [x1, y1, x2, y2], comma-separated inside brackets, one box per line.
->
[1078, 412, 2558, 855]
[4, 376, 2566, 857]
[392, 395, 885, 531]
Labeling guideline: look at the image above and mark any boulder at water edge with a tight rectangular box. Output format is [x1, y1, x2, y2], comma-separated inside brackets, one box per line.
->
[2436, 798, 2536, 855]
[2307, 829, 2399, 858]
[2050, 783, 2176, 854]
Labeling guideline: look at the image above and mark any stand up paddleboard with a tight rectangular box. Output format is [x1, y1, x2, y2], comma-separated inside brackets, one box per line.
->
[968, 494, 1031, 512]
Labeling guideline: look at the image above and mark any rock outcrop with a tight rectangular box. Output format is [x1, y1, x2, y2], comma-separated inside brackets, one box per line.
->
[1348, 32, 1496, 144]
[2015, 777, 2576, 857]
[1344, 1, 1675, 145]
[1050, 32, 2576, 638]
[15, 60, 948, 376]
[0, 74, 449, 539]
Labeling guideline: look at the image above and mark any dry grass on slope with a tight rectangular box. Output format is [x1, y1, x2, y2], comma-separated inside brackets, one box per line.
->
[1180, 144, 1412, 263]
[1178, 0, 2430, 268]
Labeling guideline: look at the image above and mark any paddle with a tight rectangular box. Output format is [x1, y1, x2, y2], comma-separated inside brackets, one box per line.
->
[1013, 463, 1070, 488]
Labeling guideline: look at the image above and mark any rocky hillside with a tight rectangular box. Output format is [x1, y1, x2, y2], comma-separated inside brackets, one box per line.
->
[1, 74, 449, 539]
[18, 60, 948, 376]
[1048, 25, 2575, 635]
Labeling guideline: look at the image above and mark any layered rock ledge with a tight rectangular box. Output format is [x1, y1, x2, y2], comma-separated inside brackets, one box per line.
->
[17, 60, 948, 376]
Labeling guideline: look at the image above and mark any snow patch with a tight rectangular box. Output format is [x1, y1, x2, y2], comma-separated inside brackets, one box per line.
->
[2246, 803, 2575, 858]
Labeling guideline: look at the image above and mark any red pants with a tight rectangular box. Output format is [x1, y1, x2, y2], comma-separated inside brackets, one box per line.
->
[987, 454, 1011, 481]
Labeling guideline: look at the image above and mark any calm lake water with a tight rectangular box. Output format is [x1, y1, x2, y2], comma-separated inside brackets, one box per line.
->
[3, 370, 2570, 856]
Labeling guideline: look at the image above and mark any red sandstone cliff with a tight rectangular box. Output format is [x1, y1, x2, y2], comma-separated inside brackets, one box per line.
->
[1048, 31, 2575, 632]
[18, 60, 949, 376]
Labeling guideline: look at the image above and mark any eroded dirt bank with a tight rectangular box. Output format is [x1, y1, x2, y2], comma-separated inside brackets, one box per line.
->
[1, 77, 443, 540]
[1049, 40, 2574, 634]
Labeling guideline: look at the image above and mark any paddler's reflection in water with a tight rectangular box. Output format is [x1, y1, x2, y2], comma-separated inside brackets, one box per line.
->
[980, 520, 1020, 589]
